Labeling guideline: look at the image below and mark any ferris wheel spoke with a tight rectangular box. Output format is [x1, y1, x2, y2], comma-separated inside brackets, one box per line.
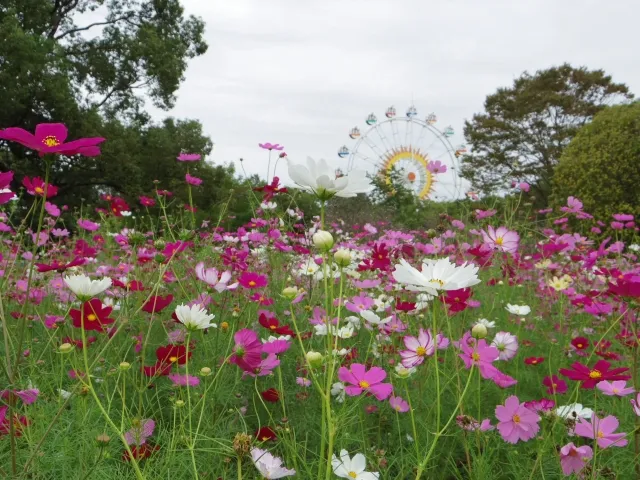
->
[371, 124, 395, 157]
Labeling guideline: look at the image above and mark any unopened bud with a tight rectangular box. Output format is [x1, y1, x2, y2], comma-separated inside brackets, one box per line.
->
[59, 343, 74, 354]
[471, 323, 488, 339]
[200, 367, 212, 377]
[282, 286, 302, 299]
[306, 350, 324, 368]
[119, 361, 131, 371]
[334, 249, 351, 267]
[312, 230, 334, 250]
[96, 434, 111, 445]
[175, 400, 185, 408]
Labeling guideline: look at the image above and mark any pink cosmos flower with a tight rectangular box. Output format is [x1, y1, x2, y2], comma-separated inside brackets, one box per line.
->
[238, 272, 268, 289]
[195, 262, 238, 292]
[495, 395, 541, 444]
[475, 209, 496, 220]
[451, 219, 465, 230]
[631, 393, 640, 416]
[458, 334, 500, 379]
[45, 201, 60, 217]
[559, 443, 592, 476]
[561, 196, 583, 214]
[389, 395, 409, 413]
[345, 292, 375, 313]
[77, 219, 100, 231]
[338, 363, 393, 401]
[168, 374, 200, 387]
[426, 160, 447, 174]
[177, 153, 201, 162]
[542, 375, 567, 395]
[0, 389, 39, 405]
[124, 419, 155, 445]
[0, 123, 105, 157]
[230, 329, 263, 372]
[0, 171, 15, 205]
[492, 371, 518, 388]
[296, 377, 311, 387]
[574, 414, 627, 448]
[258, 143, 284, 151]
[613, 213, 634, 222]
[399, 329, 435, 368]
[244, 354, 280, 377]
[518, 182, 530, 192]
[185, 173, 202, 186]
[23, 176, 58, 198]
[481, 226, 519, 254]
[262, 339, 292, 355]
[139, 196, 156, 207]
[596, 380, 635, 397]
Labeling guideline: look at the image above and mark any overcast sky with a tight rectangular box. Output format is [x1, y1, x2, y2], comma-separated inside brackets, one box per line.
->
[149, 0, 639, 190]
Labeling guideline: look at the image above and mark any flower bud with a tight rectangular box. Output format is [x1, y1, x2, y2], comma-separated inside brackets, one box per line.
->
[59, 342, 74, 354]
[200, 367, 212, 377]
[333, 249, 351, 267]
[306, 350, 324, 368]
[175, 400, 185, 408]
[96, 434, 111, 446]
[119, 361, 131, 371]
[471, 323, 488, 339]
[282, 286, 302, 300]
[220, 321, 229, 331]
[312, 230, 334, 250]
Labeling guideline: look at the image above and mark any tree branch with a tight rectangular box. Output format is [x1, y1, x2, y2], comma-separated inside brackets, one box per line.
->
[54, 15, 134, 40]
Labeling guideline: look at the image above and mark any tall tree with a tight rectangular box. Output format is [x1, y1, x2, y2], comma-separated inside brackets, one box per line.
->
[460, 64, 632, 201]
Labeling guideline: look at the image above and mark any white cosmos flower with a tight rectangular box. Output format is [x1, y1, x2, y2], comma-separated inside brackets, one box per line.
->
[392, 258, 480, 295]
[505, 304, 531, 316]
[250, 448, 296, 479]
[474, 318, 496, 329]
[556, 403, 593, 420]
[629, 244, 640, 252]
[332, 449, 379, 479]
[331, 382, 346, 403]
[63, 274, 112, 300]
[360, 310, 392, 325]
[260, 201, 277, 210]
[174, 304, 216, 330]
[287, 157, 373, 199]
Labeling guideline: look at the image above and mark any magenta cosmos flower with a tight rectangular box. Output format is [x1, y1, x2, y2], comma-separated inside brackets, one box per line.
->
[185, 173, 203, 186]
[0, 171, 15, 205]
[542, 375, 567, 395]
[230, 329, 263, 372]
[238, 272, 268, 289]
[77, 219, 100, 231]
[338, 363, 393, 401]
[259, 143, 284, 151]
[168, 374, 200, 387]
[0, 123, 105, 157]
[177, 153, 201, 162]
[23, 176, 58, 198]
[481, 226, 519, 254]
[559, 442, 592, 476]
[495, 395, 540, 444]
[574, 414, 627, 448]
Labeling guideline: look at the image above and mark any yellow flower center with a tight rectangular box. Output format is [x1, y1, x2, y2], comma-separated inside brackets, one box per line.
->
[552, 383, 557, 389]
[34, 186, 44, 195]
[512, 414, 520, 424]
[589, 370, 602, 379]
[348, 472, 358, 479]
[359, 380, 370, 389]
[597, 430, 604, 438]
[576, 343, 583, 348]
[613, 388, 619, 394]
[248, 280, 256, 287]
[169, 356, 178, 363]
[416, 346, 427, 357]
[42, 135, 60, 147]
[432, 279, 445, 287]
[495, 237, 504, 246]
[269, 325, 276, 330]
[472, 352, 480, 362]
[87, 314, 97, 322]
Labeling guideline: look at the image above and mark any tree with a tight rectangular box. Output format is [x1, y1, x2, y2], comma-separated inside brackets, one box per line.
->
[461, 64, 632, 202]
[550, 102, 640, 235]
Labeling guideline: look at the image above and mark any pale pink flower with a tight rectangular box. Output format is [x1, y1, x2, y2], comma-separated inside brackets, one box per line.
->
[389, 395, 409, 413]
[559, 442, 592, 476]
[574, 414, 627, 448]
[482, 226, 519, 254]
[596, 380, 635, 397]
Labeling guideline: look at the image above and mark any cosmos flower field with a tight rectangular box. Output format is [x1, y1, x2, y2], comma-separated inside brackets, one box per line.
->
[0, 125, 639, 479]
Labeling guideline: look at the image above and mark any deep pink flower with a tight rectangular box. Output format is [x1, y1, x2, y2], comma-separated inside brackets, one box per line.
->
[596, 380, 635, 397]
[262, 339, 292, 355]
[23, 176, 58, 197]
[338, 363, 393, 401]
[523, 398, 555, 413]
[0, 171, 14, 205]
[0, 123, 105, 157]
[139, 195, 156, 207]
[45, 201, 60, 216]
[177, 153, 201, 162]
[185, 173, 202, 186]
[230, 329, 263, 372]
[244, 354, 280, 377]
[559, 360, 630, 389]
[495, 395, 541, 444]
[475, 209, 496, 220]
[492, 370, 518, 388]
[613, 213, 633, 221]
[542, 375, 567, 395]
[559, 443, 592, 476]
[0, 389, 39, 405]
[77, 219, 100, 231]
[389, 395, 409, 413]
[574, 414, 627, 448]
[481, 226, 519, 254]
[238, 272, 267, 289]
[518, 182, 530, 192]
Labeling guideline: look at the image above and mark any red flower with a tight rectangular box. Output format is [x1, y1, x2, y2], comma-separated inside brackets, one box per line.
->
[370, 243, 391, 271]
[571, 337, 589, 351]
[260, 388, 280, 403]
[156, 345, 190, 366]
[258, 313, 295, 336]
[70, 299, 114, 332]
[142, 295, 174, 314]
[74, 239, 97, 257]
[255, 426, 277, 442]
[139, 195, 156, 207]
[559, 360, 630, 389]
[109, 197, 130, 216]
[441, 288, 472, 313]
[542, 375, 567, 395]
[62, 336, 97, 349]
[123, 444, 160, 461]
[23, 176, 58, 198]
[608, 274, 640, 298]
[238, 272, 267, 289]
[36, 256, 85, 273]
[395, 299, 416, 312]
[524, 357, 544, 366]
[0, 123, 105, 157]
[0, 406, 29, 436]
[254, 176, 288, 201]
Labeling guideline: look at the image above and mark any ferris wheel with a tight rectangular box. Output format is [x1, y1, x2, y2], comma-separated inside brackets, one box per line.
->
[337, 105, 466, 200]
